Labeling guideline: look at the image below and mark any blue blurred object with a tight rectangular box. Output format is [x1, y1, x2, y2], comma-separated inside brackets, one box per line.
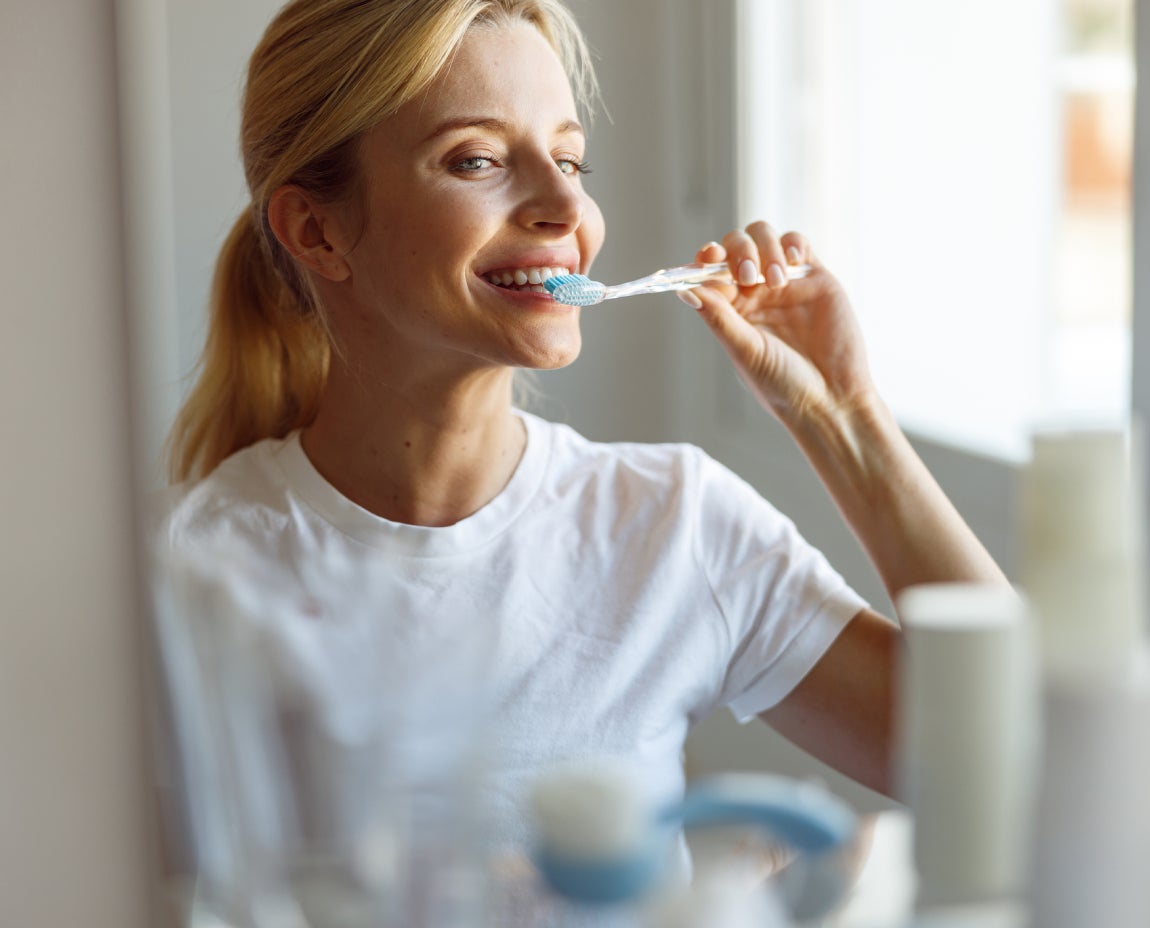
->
[533, 840, 666, 906]
[532, 771, 857, 907]
[670, 774, 855, 853]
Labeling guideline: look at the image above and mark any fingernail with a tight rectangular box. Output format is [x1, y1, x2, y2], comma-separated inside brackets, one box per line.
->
[738, 258, 759, 287]
[767, 263, 787, 287]
[678, 289, 703, 309]
[786, 246, 802, 265]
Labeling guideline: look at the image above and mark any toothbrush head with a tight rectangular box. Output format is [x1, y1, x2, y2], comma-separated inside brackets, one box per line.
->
[543, 273, 607, 306]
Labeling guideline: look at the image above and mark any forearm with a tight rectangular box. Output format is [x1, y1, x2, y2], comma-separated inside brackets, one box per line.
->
[682, 226, 1006, 599]
[783, 392, 1008, 602]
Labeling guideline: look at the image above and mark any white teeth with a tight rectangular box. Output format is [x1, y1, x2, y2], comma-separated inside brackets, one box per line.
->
[485, 265, 574, 288]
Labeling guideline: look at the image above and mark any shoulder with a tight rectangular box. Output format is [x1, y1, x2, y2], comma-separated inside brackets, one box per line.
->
[525, 412, 710, 492]
[147, 435, 296, 552]
[523, 412, 773, 520]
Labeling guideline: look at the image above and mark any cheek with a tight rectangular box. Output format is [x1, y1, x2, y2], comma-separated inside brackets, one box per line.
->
[414, 195, 491, 261]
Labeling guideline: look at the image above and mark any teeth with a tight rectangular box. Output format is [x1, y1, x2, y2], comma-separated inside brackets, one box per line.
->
[484, 266, 572, 288]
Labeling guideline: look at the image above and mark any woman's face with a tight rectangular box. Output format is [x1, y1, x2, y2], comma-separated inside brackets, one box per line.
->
[332, 20, 605, 376]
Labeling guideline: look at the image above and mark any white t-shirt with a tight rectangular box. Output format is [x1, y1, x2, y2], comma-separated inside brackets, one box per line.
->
[154, 411, 866, 922]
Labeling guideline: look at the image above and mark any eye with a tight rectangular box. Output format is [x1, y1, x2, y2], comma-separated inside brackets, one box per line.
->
[557, 157, 593, 176]
[451, 154, 500, 174]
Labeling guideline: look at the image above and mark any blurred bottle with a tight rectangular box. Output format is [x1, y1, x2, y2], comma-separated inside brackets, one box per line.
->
[1021, 425, 1150, 928]
[895, 582, 1038, 928]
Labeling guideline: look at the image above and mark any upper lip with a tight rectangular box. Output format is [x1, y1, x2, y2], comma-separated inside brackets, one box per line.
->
[477, 249, 581, 277]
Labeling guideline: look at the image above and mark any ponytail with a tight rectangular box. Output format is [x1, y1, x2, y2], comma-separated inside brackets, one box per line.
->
[166, 210, 329, 483]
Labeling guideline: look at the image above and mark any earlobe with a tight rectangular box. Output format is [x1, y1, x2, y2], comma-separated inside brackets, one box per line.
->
[266, 185, 351, 282]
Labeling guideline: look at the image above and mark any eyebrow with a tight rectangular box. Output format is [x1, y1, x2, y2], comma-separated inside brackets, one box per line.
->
[420, 116, 585, 145]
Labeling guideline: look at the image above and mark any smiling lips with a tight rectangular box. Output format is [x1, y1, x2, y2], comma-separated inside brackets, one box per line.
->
[483, 265, 572, 293]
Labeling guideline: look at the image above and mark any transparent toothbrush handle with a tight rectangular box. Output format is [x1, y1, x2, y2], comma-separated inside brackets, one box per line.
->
[620, 261, 813, 296]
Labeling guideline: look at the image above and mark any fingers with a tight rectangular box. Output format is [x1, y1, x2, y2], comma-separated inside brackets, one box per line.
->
[720, 221, 811, 295]
[747, 221, 809, 291]
[720, 228, 769, 290]
[684, 222, 816, 310]
[694, 240, 726, 264]
[777, 228, 820, 271]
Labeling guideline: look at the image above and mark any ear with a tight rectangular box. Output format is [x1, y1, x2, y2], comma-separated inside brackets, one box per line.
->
[266, 185, 351, 282]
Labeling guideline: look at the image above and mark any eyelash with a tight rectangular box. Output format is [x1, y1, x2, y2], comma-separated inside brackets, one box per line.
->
[452, 155, 499, 173]
[450, 155, 593, 176]
[559, 158, 593, 176]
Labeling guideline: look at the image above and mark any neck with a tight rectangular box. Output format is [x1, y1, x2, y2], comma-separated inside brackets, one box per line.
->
[300, 364, 527, 527]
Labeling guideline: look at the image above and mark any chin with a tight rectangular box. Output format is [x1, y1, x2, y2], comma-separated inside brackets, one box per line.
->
[535, 338, 582, 371]
[511, 324, 582, 371]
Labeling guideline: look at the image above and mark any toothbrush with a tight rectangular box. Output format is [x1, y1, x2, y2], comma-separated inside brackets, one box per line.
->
[543, 261, 813, 307]
[530, 766, 856, 906]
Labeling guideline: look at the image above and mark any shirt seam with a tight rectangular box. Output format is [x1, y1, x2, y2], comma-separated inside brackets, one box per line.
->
[725, 584, 863, 718]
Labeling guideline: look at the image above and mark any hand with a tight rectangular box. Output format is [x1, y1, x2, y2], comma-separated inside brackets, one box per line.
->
[685, 222, 876, 426]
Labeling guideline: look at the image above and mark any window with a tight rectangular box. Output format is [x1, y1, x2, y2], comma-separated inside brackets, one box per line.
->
[736, 0, 1134, 461]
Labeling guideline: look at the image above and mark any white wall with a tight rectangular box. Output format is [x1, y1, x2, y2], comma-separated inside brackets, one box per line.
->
[0, 1, 154, 925]
[166, 0, 287, 389]
[121, 0, 284, 486]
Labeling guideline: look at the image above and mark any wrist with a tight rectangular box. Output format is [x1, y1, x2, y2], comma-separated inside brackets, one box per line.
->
[782, 389, 926, 535]
[780, 387, 1010, 596]
[786, 388, 899, 471]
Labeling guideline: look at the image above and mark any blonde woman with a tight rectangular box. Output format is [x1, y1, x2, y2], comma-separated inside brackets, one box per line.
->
[158, 0, 1005, 915]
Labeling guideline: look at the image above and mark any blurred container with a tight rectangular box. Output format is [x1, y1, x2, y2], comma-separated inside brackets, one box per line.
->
[895, 583, 1039, 913]
[1021, 425, 1150, 928]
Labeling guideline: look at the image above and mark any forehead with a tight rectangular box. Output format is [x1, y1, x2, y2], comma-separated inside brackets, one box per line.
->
[398, 21, 578, 139]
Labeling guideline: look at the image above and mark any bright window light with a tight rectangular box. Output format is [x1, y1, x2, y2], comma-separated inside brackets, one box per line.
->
[736, 0, 1133, 461]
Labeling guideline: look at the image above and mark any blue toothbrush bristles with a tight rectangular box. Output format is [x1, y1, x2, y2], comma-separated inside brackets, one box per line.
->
[542, 272, 587, 295]
[544, 273, 607, 307]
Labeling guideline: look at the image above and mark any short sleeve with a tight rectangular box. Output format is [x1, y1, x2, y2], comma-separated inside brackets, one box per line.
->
[690, 449, 869, 721]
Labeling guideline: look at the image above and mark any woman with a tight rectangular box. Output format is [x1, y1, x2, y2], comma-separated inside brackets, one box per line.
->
[158, 0, 1005, 917]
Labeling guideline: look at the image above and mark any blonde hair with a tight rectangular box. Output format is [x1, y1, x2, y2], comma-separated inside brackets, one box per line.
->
[167, 0, 597, 482]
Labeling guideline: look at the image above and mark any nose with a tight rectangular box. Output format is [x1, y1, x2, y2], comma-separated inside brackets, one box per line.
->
[515, 158, 585, 233]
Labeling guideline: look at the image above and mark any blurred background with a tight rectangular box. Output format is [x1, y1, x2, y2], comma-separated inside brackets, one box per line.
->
[2, 0, 1148, 924]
